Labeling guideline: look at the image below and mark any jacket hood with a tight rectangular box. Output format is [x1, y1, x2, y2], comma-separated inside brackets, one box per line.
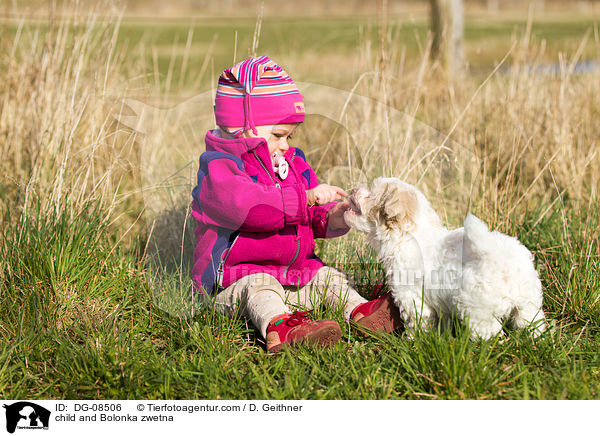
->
[205, 129, 267, 156]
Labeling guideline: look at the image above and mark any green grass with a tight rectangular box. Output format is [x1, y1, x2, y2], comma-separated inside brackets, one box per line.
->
[1, 198, 599, 399]
[121, 15, 600, 86]
[5, 14, 598, 90]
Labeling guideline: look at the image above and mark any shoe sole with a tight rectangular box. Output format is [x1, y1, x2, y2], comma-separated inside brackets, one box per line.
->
[354, 294, 403, 333]
[267, 323, 342, 353]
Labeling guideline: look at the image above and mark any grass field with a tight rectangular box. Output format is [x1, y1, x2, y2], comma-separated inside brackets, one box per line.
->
[117, 13, 600, 90]
[1, 3, 600, 399]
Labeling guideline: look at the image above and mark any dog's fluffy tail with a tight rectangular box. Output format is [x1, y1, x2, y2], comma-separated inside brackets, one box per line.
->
[463, 214, 490, 257]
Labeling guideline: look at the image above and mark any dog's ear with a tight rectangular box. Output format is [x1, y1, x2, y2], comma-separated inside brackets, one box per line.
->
[368, 184, 418, 232]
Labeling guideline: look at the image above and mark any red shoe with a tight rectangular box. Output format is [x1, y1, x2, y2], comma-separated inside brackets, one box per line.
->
[351, 287, 403, 333]
[265, 310, 342, 353]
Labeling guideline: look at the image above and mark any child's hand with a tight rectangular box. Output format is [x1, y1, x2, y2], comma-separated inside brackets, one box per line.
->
[306, 184, 348, 206]
[327, 202, 351, 231]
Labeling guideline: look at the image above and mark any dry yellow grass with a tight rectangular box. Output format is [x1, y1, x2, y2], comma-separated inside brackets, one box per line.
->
[0, 11, 141, 225]
[1, 5, 599, 254]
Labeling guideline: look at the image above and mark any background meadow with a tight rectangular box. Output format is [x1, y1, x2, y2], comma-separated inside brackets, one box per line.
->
[1, 0, 600, 399]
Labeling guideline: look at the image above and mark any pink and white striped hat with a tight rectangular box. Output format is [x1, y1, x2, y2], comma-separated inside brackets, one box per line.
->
[214, 56, 305, 135]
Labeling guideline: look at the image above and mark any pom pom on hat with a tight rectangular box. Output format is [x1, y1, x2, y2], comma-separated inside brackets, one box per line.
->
[214, 56, 305, 135]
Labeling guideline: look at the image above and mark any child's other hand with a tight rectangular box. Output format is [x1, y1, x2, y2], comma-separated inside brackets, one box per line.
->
[306, 184, 348, 206]
[326, 202, 351, 231]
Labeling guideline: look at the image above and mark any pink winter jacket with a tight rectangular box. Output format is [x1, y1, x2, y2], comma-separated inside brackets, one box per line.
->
[191, 130, 348, 294]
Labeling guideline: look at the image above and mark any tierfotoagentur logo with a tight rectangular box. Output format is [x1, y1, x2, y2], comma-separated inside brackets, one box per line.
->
[2, 402, 50, 434]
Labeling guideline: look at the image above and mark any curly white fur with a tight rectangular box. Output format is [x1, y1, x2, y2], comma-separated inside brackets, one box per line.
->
[344, 177, 546, 340]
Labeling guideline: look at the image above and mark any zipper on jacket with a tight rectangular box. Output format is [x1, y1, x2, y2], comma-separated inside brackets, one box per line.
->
[252, 151, 281, 189]
[283, 237, 301, 279]
[254, 148, 301, 279]
[216, 233, 240, 289]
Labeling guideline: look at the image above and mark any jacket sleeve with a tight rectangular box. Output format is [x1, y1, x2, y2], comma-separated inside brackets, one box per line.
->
[309, 203, 350, 239]
[293, 148, 349, 239]
[195, 152, 307, 232]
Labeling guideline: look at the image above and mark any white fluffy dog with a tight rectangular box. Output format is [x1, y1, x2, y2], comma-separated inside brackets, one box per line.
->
[344, 177, 546, 339]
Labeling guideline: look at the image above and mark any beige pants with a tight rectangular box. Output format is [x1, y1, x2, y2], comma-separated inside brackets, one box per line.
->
[214, 266, 367, 338]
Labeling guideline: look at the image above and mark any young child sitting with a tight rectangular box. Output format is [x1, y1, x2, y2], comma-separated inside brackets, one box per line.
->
[191, 56, 401, 352]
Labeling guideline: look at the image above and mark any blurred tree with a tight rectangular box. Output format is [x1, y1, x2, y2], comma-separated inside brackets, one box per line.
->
[431, 0, 464, 76]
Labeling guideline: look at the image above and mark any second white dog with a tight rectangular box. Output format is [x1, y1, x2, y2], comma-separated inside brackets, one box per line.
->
[344, 177, 546, 339]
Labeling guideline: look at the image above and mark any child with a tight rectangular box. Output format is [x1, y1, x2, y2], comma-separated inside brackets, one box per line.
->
[191, 56, 401, 352]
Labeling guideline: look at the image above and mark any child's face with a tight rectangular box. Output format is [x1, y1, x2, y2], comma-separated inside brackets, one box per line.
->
[242, 123, 299, 155]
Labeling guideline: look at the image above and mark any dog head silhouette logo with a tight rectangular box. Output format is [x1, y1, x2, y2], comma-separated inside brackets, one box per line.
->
[3, 402, 50, 433]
